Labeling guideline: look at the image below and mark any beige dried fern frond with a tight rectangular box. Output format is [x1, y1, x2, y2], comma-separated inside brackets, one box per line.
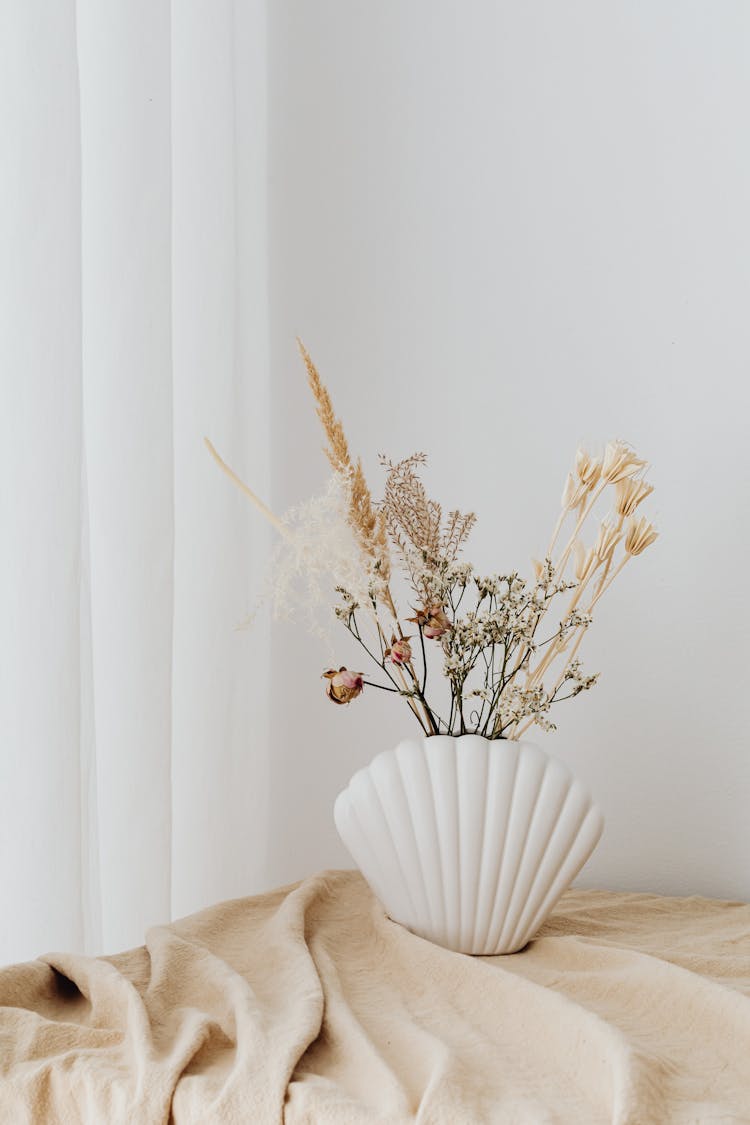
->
[441, 509, 477, 561]
[379, 453, 475, 601]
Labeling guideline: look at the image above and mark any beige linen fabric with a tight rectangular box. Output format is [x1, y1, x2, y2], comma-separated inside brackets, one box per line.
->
[0, 871, 749, 1123]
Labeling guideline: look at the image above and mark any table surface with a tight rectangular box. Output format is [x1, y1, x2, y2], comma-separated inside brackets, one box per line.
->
[1, 870, 749, 1123]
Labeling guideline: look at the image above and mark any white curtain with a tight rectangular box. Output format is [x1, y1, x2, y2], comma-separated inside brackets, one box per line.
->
[0, 0, 271, 963]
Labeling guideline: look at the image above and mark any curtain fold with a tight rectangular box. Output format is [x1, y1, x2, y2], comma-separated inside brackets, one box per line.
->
[0, 0, 271, 964]
[0, 0, 85, 962]
[77, 0, 175, 954]
[171, 0, 271, 923]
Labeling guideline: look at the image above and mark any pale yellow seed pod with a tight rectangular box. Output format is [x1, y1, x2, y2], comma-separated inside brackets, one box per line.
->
[601, 439, 647, 484]
[594, 520, 622, 562]
[625, 516, 659, 556]
[574, 540, 599, 581]
[615, 478, 654, 518]
[575, 448, 602, 488]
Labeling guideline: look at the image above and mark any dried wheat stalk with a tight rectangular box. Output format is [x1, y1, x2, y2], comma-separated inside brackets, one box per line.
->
[298, 339, 391, 590]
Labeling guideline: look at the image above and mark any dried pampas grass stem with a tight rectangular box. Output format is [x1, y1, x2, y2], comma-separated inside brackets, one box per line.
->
[298, 338, 391, 587]
[204, 437, 289, 539]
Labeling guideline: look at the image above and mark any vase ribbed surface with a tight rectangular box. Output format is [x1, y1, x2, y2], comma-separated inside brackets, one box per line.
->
[334, 734, 604, 955]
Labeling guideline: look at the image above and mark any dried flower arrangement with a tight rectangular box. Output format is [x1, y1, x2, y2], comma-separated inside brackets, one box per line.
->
[207, 343, 657, 740]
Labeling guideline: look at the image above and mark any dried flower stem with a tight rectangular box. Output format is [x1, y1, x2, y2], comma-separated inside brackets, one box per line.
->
[524, 567, 597, 689]
[204, 437, 289, 538]
[371, 615, 438, 733]
[554, 481, 608, 577]
[350, 611, 431, 734]
[546, 508, 568, 558]
[589, 555, 629, 608]
[512, 549, 632, 738]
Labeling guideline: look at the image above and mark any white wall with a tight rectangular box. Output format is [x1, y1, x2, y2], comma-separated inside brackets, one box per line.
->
[265, 1, 750, 899]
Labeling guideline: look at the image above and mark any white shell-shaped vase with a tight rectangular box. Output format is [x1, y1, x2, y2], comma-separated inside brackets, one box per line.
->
[334, 735, 604, 955]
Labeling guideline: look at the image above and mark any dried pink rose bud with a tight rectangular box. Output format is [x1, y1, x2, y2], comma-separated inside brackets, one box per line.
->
[423, 607, 452, 639]
[322, 667, 364, 705]
[407, 605, 452, 639]
[387, 637, 413, 665]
